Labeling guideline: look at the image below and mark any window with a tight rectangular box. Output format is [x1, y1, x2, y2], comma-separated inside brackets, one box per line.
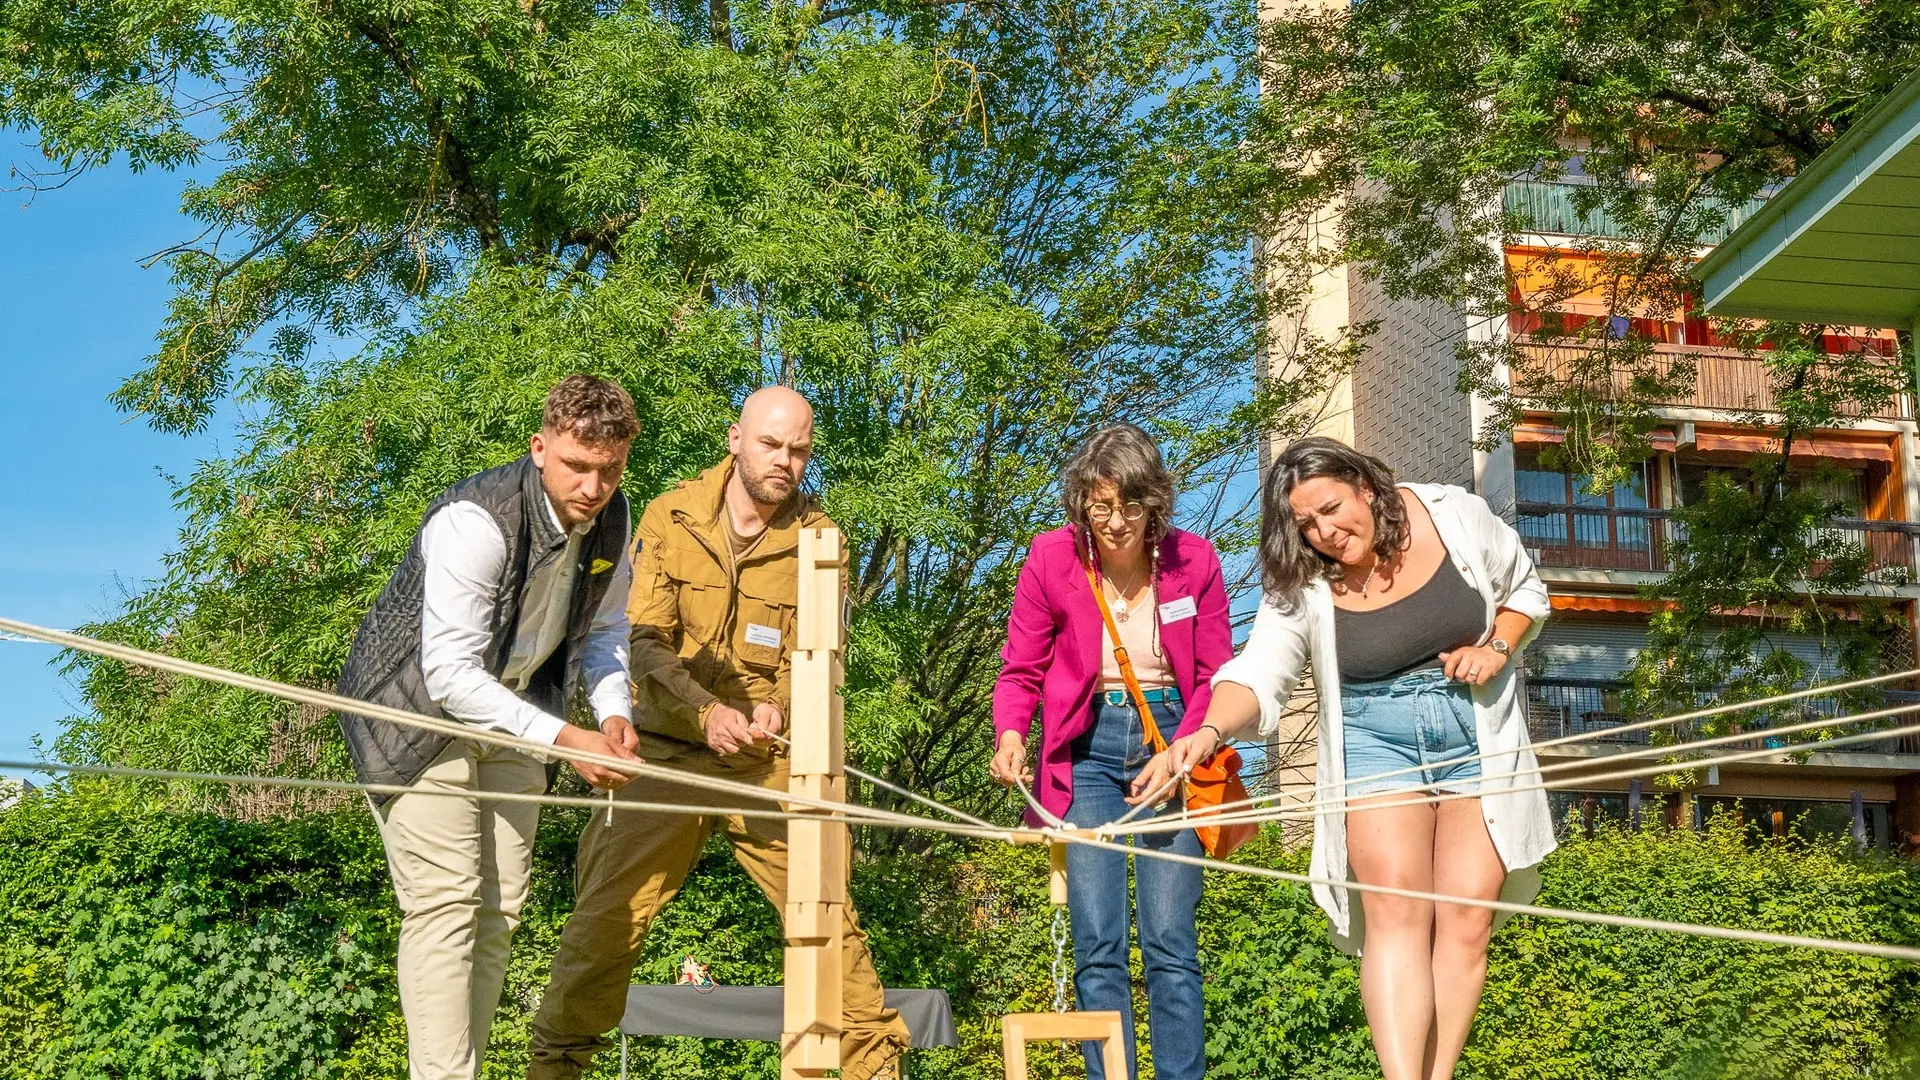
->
[1548, 791, 1633, 839]
[1694, 796, 1890, 850]
[1516, 457, 1658, 570]
[1676, 461, 1866, 514]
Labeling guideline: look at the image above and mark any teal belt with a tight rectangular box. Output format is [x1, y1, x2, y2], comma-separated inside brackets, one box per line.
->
[1101, 687, 1180, 707]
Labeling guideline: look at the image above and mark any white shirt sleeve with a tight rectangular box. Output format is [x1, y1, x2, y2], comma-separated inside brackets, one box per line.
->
[1467, 491, 1552, 646]
[419, 501, 569, 746]
[1211, 592, 1311, 739]
[584, 518, 634, 727]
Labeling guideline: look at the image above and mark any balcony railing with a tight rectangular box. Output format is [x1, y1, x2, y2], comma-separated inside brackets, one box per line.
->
[1504, 180, 1768, 244]
[1512, 341, 1914, 420]
[1526, 676, 1920, 755]
[1515, 502, 1920, 576]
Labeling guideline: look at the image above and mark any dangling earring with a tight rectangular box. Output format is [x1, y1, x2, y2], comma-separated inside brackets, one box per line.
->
[1149, 535, 1164, 658]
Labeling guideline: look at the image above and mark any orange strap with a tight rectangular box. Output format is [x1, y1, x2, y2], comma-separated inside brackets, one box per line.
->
[1084, 562, 1168, 753]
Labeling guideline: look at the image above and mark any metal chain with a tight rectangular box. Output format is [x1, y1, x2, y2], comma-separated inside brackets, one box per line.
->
[1049, 905, 1071, 1013]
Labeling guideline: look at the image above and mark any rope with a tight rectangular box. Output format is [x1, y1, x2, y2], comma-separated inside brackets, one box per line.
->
[0, 758, 834, 824]
[13, 614, 1920, 965]
[763, 732, 996, 830]
[1056, 829, 1920, 963]
[1011, 775, 1066, 828]
[1103, 771, 1185, 830]
[21, 750, 1920, 966]
[1155, 666, 1920, 825]
[1121, 696, 1920, 832]
[1116, 702, 1920, 835]
[0, 758, 1019, 841]
[0, 616, 959, 836]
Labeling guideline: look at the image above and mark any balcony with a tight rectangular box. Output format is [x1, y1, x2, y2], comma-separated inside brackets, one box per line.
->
[1526, 676, 1920, 756]
[1515, 502, 1920, 576]
[1512, 341, 1914, 420]
[1504, 179, 1768, 244]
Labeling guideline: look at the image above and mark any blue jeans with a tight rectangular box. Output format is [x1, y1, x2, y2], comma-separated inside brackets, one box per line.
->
[1064, 697, 1206, 1080]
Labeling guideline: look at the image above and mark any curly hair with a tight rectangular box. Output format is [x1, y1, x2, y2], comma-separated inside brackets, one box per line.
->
[1061, 424, 1177, 558]
[543, 374, 639, 444]
[1258, 437, 1408, 600]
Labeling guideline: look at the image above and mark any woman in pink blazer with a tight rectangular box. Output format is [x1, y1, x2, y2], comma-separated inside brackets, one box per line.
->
[990, 424, 1233, 1080]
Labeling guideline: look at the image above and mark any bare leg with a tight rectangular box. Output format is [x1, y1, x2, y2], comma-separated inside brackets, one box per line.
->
[1346, 795, 1439, 1080]
[1425, 797, 1505, 1080]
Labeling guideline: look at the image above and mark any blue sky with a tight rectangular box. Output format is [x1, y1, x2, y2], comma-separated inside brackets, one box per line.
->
[0, 151, 221, 780]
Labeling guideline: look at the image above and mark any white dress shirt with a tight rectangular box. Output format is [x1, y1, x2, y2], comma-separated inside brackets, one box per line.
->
[1212, 483, 1556, 954]
[418, 495, 632, 746]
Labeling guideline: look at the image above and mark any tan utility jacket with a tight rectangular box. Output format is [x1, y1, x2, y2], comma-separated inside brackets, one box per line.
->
[628, 456, 834, 749]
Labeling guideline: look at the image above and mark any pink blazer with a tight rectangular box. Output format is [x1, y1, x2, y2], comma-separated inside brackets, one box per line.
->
[993, 525, 1234, 822]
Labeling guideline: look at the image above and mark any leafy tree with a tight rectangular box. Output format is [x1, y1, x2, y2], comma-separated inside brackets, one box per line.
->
[1259, 0, 1920, 722]
[2, 0, 1344, 828]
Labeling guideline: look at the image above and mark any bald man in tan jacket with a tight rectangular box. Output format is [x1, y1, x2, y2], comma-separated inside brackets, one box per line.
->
[526, 388, 909, 1080]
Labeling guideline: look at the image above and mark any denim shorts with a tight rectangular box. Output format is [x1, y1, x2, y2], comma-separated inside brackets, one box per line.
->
[1340, 669, 1483, 798]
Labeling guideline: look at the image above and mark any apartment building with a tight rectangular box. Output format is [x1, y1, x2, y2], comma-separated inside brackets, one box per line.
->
[1268, 175, 1920, 851]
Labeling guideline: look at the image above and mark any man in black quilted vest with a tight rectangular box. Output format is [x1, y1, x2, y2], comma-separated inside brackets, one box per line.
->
[337, 374, 643, 1080]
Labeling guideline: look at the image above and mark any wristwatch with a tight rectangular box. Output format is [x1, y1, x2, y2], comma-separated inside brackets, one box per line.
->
[1488, 638, 1511, 656]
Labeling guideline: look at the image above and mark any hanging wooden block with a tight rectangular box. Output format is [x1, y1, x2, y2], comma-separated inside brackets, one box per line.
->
[1001, 1011, 1127, 1080]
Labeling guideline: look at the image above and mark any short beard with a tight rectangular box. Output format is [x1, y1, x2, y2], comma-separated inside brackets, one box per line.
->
[739, 464, 795, 508]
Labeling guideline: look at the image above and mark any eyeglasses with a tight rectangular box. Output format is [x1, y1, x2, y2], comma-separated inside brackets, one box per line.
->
[1087, 502, 1147, 523]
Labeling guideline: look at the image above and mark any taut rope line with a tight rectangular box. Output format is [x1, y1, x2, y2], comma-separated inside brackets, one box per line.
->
[0, 616, 961, 836]
[1121, 691, 1920, 826]
[1122, 667, 1920, 828]
[12, 614, 1920, 966]
[1116, 704, 1920, 835]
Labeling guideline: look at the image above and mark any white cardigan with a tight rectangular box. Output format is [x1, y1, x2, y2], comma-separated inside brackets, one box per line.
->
[1213, 483, 1556, 955]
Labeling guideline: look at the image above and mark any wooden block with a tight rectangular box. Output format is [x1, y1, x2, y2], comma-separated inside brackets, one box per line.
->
[796, 529, 847, 653]
[786, 651, 844, 776]
[1049, 842, 1069, 906]
[783, 941, 843, 1032]
[784, 899, 839, 942]
[787, 818, 848, 904]
[1001, 1012, 1127, 1080]
[786, 773, 846, 803]
[779, 1031, 841, 1077]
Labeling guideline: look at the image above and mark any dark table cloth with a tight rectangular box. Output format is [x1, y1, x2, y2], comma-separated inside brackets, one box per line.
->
[619, 986, 957, 1049]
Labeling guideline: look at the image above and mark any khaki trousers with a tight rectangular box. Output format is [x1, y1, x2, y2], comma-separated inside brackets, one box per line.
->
[374, 739, 547, 1080]
[527, 746, 910, 1080]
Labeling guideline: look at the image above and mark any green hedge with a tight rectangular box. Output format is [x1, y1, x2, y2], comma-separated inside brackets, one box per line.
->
[4, 788, 1919, 1079]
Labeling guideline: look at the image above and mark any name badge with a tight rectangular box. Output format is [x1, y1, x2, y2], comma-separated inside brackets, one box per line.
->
[744, 623, 783, 648]
[1158, 596, 1198, 623]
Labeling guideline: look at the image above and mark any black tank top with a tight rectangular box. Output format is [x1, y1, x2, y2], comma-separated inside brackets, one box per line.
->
[1332, 557, 1487, 683]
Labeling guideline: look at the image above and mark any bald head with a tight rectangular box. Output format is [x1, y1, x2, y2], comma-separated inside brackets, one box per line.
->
[729, 386, 815, 509]
[739, 385, 813, 434]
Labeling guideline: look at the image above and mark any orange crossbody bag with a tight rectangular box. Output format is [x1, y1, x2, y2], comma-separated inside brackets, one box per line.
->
[1084, 563, 1255, 859]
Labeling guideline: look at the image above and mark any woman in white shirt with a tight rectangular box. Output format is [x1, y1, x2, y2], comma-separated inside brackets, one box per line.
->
[1167, 437, 1555, 1080]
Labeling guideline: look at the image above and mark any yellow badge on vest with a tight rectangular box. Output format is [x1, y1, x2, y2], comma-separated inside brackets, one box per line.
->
[591, 558, 615, 574]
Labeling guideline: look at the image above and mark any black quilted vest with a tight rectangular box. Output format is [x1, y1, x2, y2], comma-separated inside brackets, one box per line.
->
[335, 455, 630, 800]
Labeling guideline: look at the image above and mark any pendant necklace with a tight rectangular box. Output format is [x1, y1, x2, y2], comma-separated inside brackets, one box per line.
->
[1107, 565, 1146, 621]
[1351, 556, 1379, 597]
